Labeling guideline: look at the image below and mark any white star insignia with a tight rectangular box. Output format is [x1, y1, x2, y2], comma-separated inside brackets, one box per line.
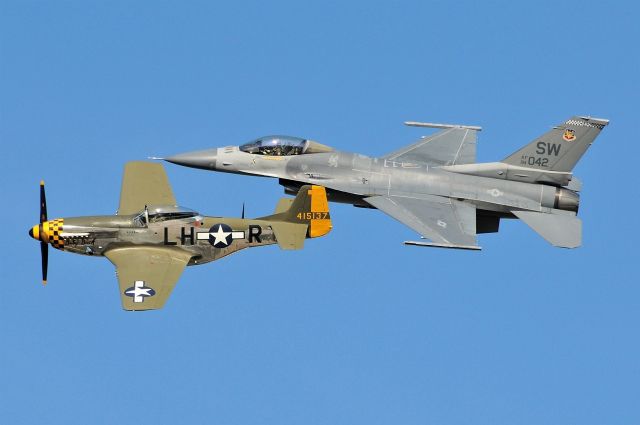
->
[210, 225, 231, 245]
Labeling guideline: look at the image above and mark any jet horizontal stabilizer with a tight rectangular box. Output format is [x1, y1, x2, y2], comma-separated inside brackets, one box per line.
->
[512, 210, 582, 248]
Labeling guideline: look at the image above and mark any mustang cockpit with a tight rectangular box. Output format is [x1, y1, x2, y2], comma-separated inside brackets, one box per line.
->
[134, 206, 201, 226]
[240, 135, 334, 156]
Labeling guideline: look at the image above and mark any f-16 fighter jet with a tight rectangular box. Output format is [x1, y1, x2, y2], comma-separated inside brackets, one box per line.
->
[162, 116, 608, 250]
[28, 162, 331, 310]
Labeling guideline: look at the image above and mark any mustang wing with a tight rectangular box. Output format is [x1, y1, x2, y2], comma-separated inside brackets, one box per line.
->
[118, 162, 177, 215]
[364, 195, 479, 249]
[105, 246, 193, 311]
[382, 127, 478, 166]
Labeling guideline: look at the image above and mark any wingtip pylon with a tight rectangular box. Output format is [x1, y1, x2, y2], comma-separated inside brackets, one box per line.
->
[404, 121, 482, 131]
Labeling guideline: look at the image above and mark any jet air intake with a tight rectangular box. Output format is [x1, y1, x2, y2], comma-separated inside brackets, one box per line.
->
[554, 188, 579, 213]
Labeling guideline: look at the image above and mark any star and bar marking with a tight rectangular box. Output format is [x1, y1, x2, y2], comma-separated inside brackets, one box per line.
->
[124, 280, 156, 303]
[164, 223, 262, 247]
[196, 223, 245, 248]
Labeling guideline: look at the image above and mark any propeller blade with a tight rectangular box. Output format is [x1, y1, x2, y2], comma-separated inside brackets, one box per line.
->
[241, 202, 245, 219]
[40, 180, 47, 223]
[40, 241, 48, 285]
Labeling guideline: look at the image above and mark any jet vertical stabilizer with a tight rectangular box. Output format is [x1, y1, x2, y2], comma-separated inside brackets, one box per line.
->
[443, 116, 608, 187]
[502, 116, 609, 173]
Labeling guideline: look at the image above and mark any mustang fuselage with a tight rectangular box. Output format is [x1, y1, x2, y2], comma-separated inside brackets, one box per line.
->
[30, 211, 280, 265]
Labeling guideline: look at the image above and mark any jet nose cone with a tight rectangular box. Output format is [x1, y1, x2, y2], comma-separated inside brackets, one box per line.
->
[164, 148, 218, 170]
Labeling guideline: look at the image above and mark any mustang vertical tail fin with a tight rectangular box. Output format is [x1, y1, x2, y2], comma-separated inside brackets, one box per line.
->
[259, 185, 332, 250]
[502, 116, 609, 173]
[281, 185, 332, 237]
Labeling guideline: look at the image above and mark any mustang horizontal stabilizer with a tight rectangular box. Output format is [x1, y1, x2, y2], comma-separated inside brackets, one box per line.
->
[512, 210, 582, 248]
[383, 126, 479, 166]
[118, 162, 177, 215]
[268, 222, 307, 250]
[364, 195, 479, 249]
[105, 246, 192, 311]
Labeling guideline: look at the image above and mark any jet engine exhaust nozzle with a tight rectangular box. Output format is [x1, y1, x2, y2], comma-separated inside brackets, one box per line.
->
[554, 188, 579, 213]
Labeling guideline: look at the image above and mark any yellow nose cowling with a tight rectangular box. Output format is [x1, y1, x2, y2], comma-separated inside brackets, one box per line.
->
[28, 219, 64, 249]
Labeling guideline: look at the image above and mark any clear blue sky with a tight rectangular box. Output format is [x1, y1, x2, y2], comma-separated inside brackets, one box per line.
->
[1, 1, 638, 424]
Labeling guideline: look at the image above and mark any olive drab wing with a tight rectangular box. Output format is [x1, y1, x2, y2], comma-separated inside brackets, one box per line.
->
[118, 162, 177, 215]
[105, 247, 192, 311]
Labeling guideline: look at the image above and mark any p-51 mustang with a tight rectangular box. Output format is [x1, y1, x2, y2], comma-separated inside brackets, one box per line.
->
[162, 116, 608, 250]
[28, 162, 332, 310]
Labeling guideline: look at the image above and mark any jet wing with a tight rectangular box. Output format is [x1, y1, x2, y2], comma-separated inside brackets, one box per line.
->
[105, 246, 193, 311]
[382, 127, 478, 166]
[364, 195, 479, 249]
[117, 162, 177, 215]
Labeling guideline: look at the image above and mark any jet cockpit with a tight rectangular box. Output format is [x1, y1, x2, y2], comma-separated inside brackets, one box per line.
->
[240, 135, 334, 156]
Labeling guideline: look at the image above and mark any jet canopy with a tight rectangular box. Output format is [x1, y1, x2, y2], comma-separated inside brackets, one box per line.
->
[134, 205, 200, 226]
[240, 135, 334, 156]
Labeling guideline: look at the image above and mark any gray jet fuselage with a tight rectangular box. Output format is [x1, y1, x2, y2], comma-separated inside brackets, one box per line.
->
[176, 147, 577, 217]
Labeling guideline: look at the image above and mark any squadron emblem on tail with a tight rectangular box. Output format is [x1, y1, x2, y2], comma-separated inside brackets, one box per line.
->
[563, 129, 576, 142]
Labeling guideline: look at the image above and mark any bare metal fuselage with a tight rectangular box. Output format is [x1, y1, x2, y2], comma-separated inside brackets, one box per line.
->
[49, 214, 279, 265]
